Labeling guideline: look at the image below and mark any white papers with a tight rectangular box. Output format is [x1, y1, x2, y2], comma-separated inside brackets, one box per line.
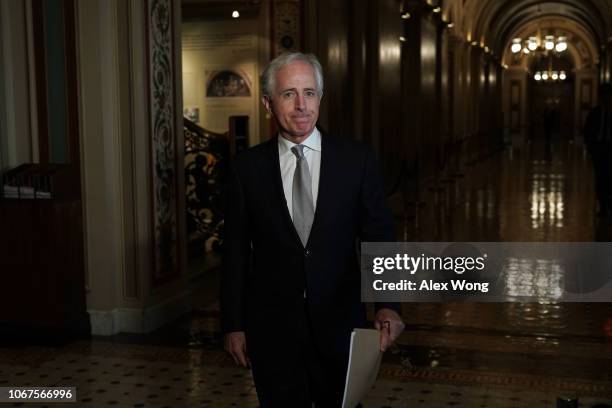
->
[341, 328, 383, 408]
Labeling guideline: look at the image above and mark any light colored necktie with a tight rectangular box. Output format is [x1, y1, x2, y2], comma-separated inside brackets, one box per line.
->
[291, 145, 314, 246]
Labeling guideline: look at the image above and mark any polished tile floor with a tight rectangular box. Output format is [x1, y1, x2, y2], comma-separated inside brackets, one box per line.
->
[1, 139, 611, 407]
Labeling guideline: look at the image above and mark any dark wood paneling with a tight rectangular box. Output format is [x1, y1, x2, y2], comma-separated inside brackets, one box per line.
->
[377, 0, 403, 191]
[401, 1, 423, 167]
[420, 16, 438, 181]
[510, 79, 521, 132]
[312, 0, 349, 138]
[364, 0, 380, 151]
[0, 198, 90, 343]
[347, 0, 367, 142]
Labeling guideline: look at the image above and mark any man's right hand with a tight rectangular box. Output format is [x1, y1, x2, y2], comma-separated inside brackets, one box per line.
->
[224, 331, 250, 368]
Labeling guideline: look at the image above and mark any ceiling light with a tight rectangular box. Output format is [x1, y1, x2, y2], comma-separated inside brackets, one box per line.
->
[542, 72, 549, 80]
[551, 71, 559, 80]
[447, 22, 454, 28]
[432, 7, 441, 13]
[555, 37, 567, 52]
[401, 12, 411, 19]
[534, 72, 542, 81]
[399, 36, 406, 42]
[511, 34, 570, 57]
[559, 71, 567, 80]
[522, 47, 530, 54]
[232, 10, 240, 18]
[527, 37, 538, 51]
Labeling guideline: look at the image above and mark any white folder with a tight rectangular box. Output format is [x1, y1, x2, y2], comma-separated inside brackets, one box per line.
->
[341, 328, 383, 408]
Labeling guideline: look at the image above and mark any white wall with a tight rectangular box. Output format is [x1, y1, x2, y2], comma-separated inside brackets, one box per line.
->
[182, 17, 264, 146]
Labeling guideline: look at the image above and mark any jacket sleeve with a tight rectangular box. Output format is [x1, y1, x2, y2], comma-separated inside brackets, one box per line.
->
[220, 164, 251, 333]
[359, 147, 401, 315]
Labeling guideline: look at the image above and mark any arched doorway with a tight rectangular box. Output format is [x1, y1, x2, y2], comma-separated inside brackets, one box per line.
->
[528, 52, 575, 141]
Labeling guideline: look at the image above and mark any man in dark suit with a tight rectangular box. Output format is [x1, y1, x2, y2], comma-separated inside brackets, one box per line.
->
[221, 52, 404, 407]
[584, 83, 612, 217]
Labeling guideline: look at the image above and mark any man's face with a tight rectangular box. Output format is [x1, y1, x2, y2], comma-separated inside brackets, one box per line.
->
[263, 60, 320, 141]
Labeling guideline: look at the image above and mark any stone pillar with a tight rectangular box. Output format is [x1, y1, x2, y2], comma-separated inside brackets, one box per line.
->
[77, 0, 188, 335]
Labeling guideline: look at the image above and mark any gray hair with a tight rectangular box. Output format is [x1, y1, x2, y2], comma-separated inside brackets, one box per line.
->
[261, 52, 324, 98]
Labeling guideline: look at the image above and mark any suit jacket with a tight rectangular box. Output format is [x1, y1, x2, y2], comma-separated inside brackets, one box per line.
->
[221, 130, 397, 360]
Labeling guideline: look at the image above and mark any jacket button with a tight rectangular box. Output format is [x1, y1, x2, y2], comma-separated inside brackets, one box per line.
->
[305, 249, 311, 257]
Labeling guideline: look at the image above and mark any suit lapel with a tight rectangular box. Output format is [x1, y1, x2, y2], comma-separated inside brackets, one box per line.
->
[307, 132, 336, 247]
[264, 137, 304, 247]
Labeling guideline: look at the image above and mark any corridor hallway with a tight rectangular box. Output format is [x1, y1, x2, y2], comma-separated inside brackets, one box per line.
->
[388, 139, 612, 405]
[1, 140, 610, 407]
[2, 0, 612, 407]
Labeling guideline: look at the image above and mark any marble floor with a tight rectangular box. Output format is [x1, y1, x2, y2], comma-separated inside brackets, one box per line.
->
[1, 139, 611, 407]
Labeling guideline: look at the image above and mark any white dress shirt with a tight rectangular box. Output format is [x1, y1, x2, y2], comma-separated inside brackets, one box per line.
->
[278, 127, 321, 219]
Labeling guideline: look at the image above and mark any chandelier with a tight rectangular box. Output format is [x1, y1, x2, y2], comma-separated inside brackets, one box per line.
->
[534, 70, 567, 82]
[510, 35, 568, 55]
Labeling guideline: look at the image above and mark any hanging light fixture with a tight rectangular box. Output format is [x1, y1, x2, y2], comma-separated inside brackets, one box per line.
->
[533, 69, 568, 83]
[527, 36, 538, 51]
[555, 36, 567, 52]
[510, 33, 568, 56]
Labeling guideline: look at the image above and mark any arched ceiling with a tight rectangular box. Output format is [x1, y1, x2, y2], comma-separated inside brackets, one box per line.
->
[501, 17, 599, 70]
[443, 0, 611, 66]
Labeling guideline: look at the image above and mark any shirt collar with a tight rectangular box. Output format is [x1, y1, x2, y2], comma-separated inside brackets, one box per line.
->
[278, 127, 322, 155]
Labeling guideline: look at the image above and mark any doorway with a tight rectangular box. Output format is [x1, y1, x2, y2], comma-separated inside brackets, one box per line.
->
[528, 53, 575, 140]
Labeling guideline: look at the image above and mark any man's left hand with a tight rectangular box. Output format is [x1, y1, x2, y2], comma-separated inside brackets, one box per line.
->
[374, 308, 405, 352]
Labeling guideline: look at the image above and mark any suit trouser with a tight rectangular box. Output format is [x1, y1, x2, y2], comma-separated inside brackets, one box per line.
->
[250, 310, 350, 407]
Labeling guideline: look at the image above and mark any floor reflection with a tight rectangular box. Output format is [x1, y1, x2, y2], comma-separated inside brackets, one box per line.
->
[394, 140, 611, 399]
